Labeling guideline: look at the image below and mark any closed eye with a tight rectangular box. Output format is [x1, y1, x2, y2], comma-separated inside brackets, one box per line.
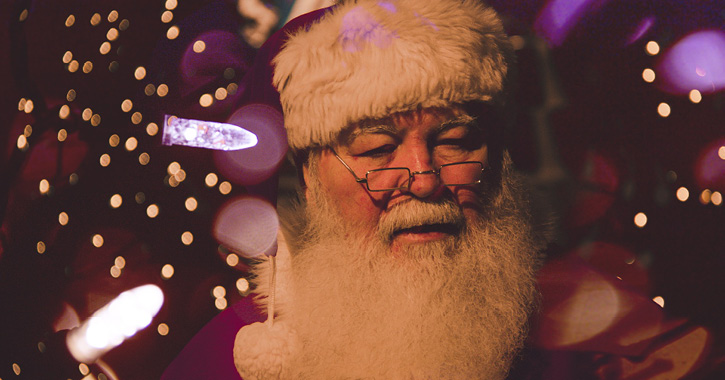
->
[357, 144, 397, 157]
[434, 138, 479, 151]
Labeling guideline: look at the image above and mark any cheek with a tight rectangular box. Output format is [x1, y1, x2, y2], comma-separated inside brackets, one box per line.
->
[317, 159, 383, 228]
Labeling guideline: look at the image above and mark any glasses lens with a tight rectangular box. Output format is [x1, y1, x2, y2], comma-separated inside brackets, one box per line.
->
[366, 168, 411, 191]
[440, 162, 483, 185]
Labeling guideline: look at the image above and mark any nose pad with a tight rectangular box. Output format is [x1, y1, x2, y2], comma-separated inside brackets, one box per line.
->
[408, 169, 442, 199]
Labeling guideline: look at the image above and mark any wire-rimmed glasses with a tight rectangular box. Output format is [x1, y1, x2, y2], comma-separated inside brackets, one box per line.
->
[331, 149, 486, 192]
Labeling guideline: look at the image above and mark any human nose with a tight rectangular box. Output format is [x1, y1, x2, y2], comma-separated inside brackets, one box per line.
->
[402, 149, 442, 199]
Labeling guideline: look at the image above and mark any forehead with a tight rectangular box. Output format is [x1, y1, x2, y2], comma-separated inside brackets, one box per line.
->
[337, 106, 474, 144]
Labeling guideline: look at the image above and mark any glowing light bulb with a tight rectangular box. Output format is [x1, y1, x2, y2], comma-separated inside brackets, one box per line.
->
[162, 115, 257, 151]
[66, 285, 164, 363]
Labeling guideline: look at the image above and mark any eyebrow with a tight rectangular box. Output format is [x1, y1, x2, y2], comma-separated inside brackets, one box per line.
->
[343, 122, 398, 145]
[342, 114, 480, 145]
[435, 115, 479, 134]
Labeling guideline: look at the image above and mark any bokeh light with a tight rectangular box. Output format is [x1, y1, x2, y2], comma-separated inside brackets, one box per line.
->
[100, 41, 111, 55]
[157, 84, 169, 97]
[161, 11, 173, 23]
[185, 197, 198, 211]
[147, 204, 159, 218]
[57, 128, 68, 141]
[700, 189, 712, 205]
[125, 137, 138, 151]
[236, 278, 250, 294]
[134, 66, 146, 80]
[205, 173, 218, 187]
[711, 191, 722, 206]
[642, 68, 655, 83]
[109, 134, 120, 147]
[213, 196, 279, 258]
[100, 153, 111, 167]
[634, 212, 647, 228]
[157, 323, 169, 336]
[37, 241, 46, 254]
[39, 179, 50, 194]
[212, 286, 226, 298]
[59, 212, 69, 225]
[193, 40, 206, 53]
[92, 234, 104, 248]
[676, 187, 689, 202]
[58, 104, 70, 119]
[656, 30, 725, 94]
[146, 122, 159, 136]
[199, 94, 213, 107]
[65, 14, 75, 27]
[533, 0, 600, 46]
[226, 253, 239, 267]
[161, 264, 174, 279]
[106, 28, 119, 41]
[657, 102, 671, 117]
[110, 194, 123, 208]
[213, 104, 286, 186]
[167, 26, 180, 40]
[181, 231, 193, 245]
[144, 83, 156, 96]
[17, 135, 28, 150]
[139, 152, 149, 165]
[82, 61, 93, 73]
[645, 41, 660, 55]
[121, 99, 133, 112]
[689, 89, 702, 103]
[652, 296, 665, 308]
[115, 256, 126, 269]
[219, 181, 231, 194]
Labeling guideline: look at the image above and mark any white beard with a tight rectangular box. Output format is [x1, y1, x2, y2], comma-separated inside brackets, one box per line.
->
[253, 156, 543, 379]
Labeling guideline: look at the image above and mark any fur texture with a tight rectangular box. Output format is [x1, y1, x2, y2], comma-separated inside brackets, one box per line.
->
[249, 154, 545, 379]
[273, 0, 514, 150]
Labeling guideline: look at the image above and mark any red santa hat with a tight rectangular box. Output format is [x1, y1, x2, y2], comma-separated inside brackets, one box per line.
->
[272, 0, 515, 151]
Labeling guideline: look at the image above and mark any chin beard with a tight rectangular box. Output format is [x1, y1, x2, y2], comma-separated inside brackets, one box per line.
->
[255, 155, 543, 379]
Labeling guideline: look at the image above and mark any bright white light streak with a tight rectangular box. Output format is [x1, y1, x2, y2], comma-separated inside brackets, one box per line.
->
[66, 284, 164, 363]
[162, 115, 257, 151]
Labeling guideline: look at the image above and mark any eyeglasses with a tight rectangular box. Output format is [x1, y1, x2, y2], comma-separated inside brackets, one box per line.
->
[331, 149, 486, 192]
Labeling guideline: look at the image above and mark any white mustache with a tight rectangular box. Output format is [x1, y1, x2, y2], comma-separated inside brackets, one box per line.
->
[377, 199, 465, 241]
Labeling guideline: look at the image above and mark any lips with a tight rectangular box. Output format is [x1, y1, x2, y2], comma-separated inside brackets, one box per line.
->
[393, 222, 461, 237]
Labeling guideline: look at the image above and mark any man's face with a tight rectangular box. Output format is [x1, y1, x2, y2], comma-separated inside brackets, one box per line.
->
[305, 106, 489, 252]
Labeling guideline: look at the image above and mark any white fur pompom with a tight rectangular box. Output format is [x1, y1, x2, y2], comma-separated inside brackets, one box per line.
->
[233, 321, 300, 380]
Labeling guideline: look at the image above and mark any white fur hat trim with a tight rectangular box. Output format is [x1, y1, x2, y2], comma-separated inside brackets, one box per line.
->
[273, 0, 513, 150]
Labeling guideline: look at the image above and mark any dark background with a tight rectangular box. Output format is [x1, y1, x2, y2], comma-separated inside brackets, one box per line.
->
[1, 0, 723, 378]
